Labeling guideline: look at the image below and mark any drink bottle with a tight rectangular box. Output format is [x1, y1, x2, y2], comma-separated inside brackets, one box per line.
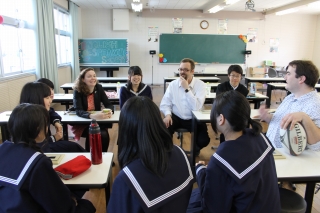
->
[89, 119, 102, 164]
[116, 82, 121, 96]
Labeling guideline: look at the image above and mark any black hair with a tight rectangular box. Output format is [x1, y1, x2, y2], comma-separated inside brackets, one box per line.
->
[37, 78, 54, 90]
[118, 96, 173, 177]
[20, 82, 51, 106]
[8, 103, 49, 152]
[288, 60, 319, 88]
[210, 90, 262, 135]
[126, 66, 144, 92]
[227, 65, 243, 75]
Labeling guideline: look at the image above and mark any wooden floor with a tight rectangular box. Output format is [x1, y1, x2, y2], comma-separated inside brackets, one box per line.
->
[4, 85, 319, 213]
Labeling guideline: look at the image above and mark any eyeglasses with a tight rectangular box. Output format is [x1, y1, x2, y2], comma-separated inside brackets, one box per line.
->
[229, 75, 241, 79]
[178, 68, 190, 72]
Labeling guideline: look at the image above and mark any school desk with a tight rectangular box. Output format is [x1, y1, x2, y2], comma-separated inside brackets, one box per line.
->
[266, 83, 320, 107]
[52, 94, 119, 110]
[60, 83, 125, 94]
[205, 93, 269, 109]
[50, 152, 113, 208]
[191, 110, 319, 213]
[56, 111, 120, 140]
[97, 77, 128, 83]
[245, 77, 286, 88]
[163, 77, 220, 93]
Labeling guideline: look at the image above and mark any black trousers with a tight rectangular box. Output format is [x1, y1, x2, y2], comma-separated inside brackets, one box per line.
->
[167, 113, 210, 153]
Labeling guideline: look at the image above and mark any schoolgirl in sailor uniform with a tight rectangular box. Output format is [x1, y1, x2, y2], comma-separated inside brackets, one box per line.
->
[19, 82, 85, 153]
[108, 96, 194, 213]
[188, 91, 280, 213]
[119, 66, 153, 109]
[0, 104, 95, 213]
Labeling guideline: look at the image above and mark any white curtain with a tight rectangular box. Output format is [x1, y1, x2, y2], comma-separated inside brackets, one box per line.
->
[35, 0, 58, 92]
[69, 1, 80, 81]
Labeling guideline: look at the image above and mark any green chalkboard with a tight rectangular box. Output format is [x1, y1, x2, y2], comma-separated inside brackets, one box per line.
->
[79, 38, 129, 66]
[159, 34, 246, 64]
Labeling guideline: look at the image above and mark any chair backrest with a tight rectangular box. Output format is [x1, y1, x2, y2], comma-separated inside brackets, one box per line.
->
[268, 67, 277, 78]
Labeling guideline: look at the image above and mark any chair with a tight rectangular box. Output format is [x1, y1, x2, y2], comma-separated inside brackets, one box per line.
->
[268, 67, 278, 78]
[279, 188, 307, 213]
[175, 128, 191, 154]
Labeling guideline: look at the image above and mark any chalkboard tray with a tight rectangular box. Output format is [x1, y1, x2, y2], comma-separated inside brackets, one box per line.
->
[159, 34, 246, 64]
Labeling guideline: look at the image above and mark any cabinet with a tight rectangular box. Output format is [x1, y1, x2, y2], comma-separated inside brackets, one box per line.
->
[113, 9, 129, 31]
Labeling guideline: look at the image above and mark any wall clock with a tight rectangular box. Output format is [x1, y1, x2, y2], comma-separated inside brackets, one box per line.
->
[200, 20, 209, 29]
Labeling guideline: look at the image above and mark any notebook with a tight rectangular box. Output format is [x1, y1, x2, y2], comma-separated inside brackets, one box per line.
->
[273, 150, 286, 159]
[46, 154, 65, 165]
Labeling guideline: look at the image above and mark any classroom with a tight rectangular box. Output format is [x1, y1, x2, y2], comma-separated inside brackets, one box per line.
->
[1, 0, 320, 212]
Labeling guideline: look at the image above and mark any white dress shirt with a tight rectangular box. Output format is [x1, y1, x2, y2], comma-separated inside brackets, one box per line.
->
[160, 77, 206, 120]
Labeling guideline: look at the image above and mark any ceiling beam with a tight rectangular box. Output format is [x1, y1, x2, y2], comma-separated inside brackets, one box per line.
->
[264, 0, 319, 15]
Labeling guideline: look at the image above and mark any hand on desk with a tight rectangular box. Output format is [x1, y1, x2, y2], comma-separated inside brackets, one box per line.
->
[163, 115, 172, 128]
[90, 111, 112, 120]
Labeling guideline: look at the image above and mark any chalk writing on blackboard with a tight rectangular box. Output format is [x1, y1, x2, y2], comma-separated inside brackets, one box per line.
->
[79, 39, 129, 65]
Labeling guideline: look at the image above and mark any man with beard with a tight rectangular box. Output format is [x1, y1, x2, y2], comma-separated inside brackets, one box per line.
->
[160, 58, 210, 156]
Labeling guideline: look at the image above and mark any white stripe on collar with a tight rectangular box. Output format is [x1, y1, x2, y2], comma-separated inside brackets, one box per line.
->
[123, 145, 193, 208]
[213, 133, 272, 180]
[130, 84, 148, 96]
[0, 152, 41, 185]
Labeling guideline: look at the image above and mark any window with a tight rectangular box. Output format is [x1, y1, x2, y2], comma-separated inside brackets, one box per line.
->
[54, 6, 71, 65]
[0, 0, 36, 76]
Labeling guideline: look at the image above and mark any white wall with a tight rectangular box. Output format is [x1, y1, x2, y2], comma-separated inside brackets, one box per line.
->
[80, 9, 319, 84]
[313, 15, 320, 69]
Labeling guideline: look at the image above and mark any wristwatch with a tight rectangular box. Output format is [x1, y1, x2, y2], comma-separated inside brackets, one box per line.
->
[185, 88, 189, 93]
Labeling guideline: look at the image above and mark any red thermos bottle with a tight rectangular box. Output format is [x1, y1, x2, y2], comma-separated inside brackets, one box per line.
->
[89, 119, 102, 164]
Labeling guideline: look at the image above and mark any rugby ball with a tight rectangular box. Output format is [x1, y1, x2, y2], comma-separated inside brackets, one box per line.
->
[279, 122, 307, 156]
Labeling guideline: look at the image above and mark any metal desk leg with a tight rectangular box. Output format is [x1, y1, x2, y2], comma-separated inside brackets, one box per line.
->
[0, 125, 9, 141]
[63, 123, 69, 140]
[191, 114, 197, 166]
[245, 79, 249, 88]
[63, 89, 68, 94]
[266, 85, 272, 108]
[305, 182, 316, 213]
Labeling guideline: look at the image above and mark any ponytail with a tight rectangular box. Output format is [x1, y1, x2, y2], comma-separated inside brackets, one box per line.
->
[248, 118, 262, 135]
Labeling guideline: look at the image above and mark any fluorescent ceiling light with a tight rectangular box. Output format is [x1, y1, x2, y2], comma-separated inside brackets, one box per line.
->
[208, 5, 224, 13]
[275, 8, 299, 15]
[308, 1, 320, 7]
[131, 3, 143, 12]
[225, 0, 241, 5]
[133, 0, 140, 2]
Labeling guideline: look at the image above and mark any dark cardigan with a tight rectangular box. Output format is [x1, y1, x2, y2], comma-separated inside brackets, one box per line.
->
[216, 81, 249, 97]
[73, 83, 114, 119]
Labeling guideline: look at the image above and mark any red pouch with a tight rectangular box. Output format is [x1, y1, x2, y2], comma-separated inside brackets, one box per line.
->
[54, 155, 91, 180]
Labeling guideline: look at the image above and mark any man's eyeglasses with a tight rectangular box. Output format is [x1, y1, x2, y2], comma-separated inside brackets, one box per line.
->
[229, 75, 241, 79]
[178, 68, 190, 72]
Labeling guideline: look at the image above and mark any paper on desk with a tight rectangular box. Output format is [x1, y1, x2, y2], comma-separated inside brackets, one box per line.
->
[273, 150, 286, 159]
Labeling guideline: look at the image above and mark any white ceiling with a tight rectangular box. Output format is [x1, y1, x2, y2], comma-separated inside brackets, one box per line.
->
[70, 0, 320, 15]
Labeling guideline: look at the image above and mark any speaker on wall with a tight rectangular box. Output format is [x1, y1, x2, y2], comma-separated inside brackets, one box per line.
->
[149, 50, 156, 55]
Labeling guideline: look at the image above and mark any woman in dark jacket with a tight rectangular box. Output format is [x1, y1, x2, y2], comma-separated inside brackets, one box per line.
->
[72, 67, 114, 152]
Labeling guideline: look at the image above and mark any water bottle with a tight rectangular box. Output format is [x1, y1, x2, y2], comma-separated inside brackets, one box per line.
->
[116, 82, 121, 96]
[89, 119, 102, 165]
[206, 82, 211, 96]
